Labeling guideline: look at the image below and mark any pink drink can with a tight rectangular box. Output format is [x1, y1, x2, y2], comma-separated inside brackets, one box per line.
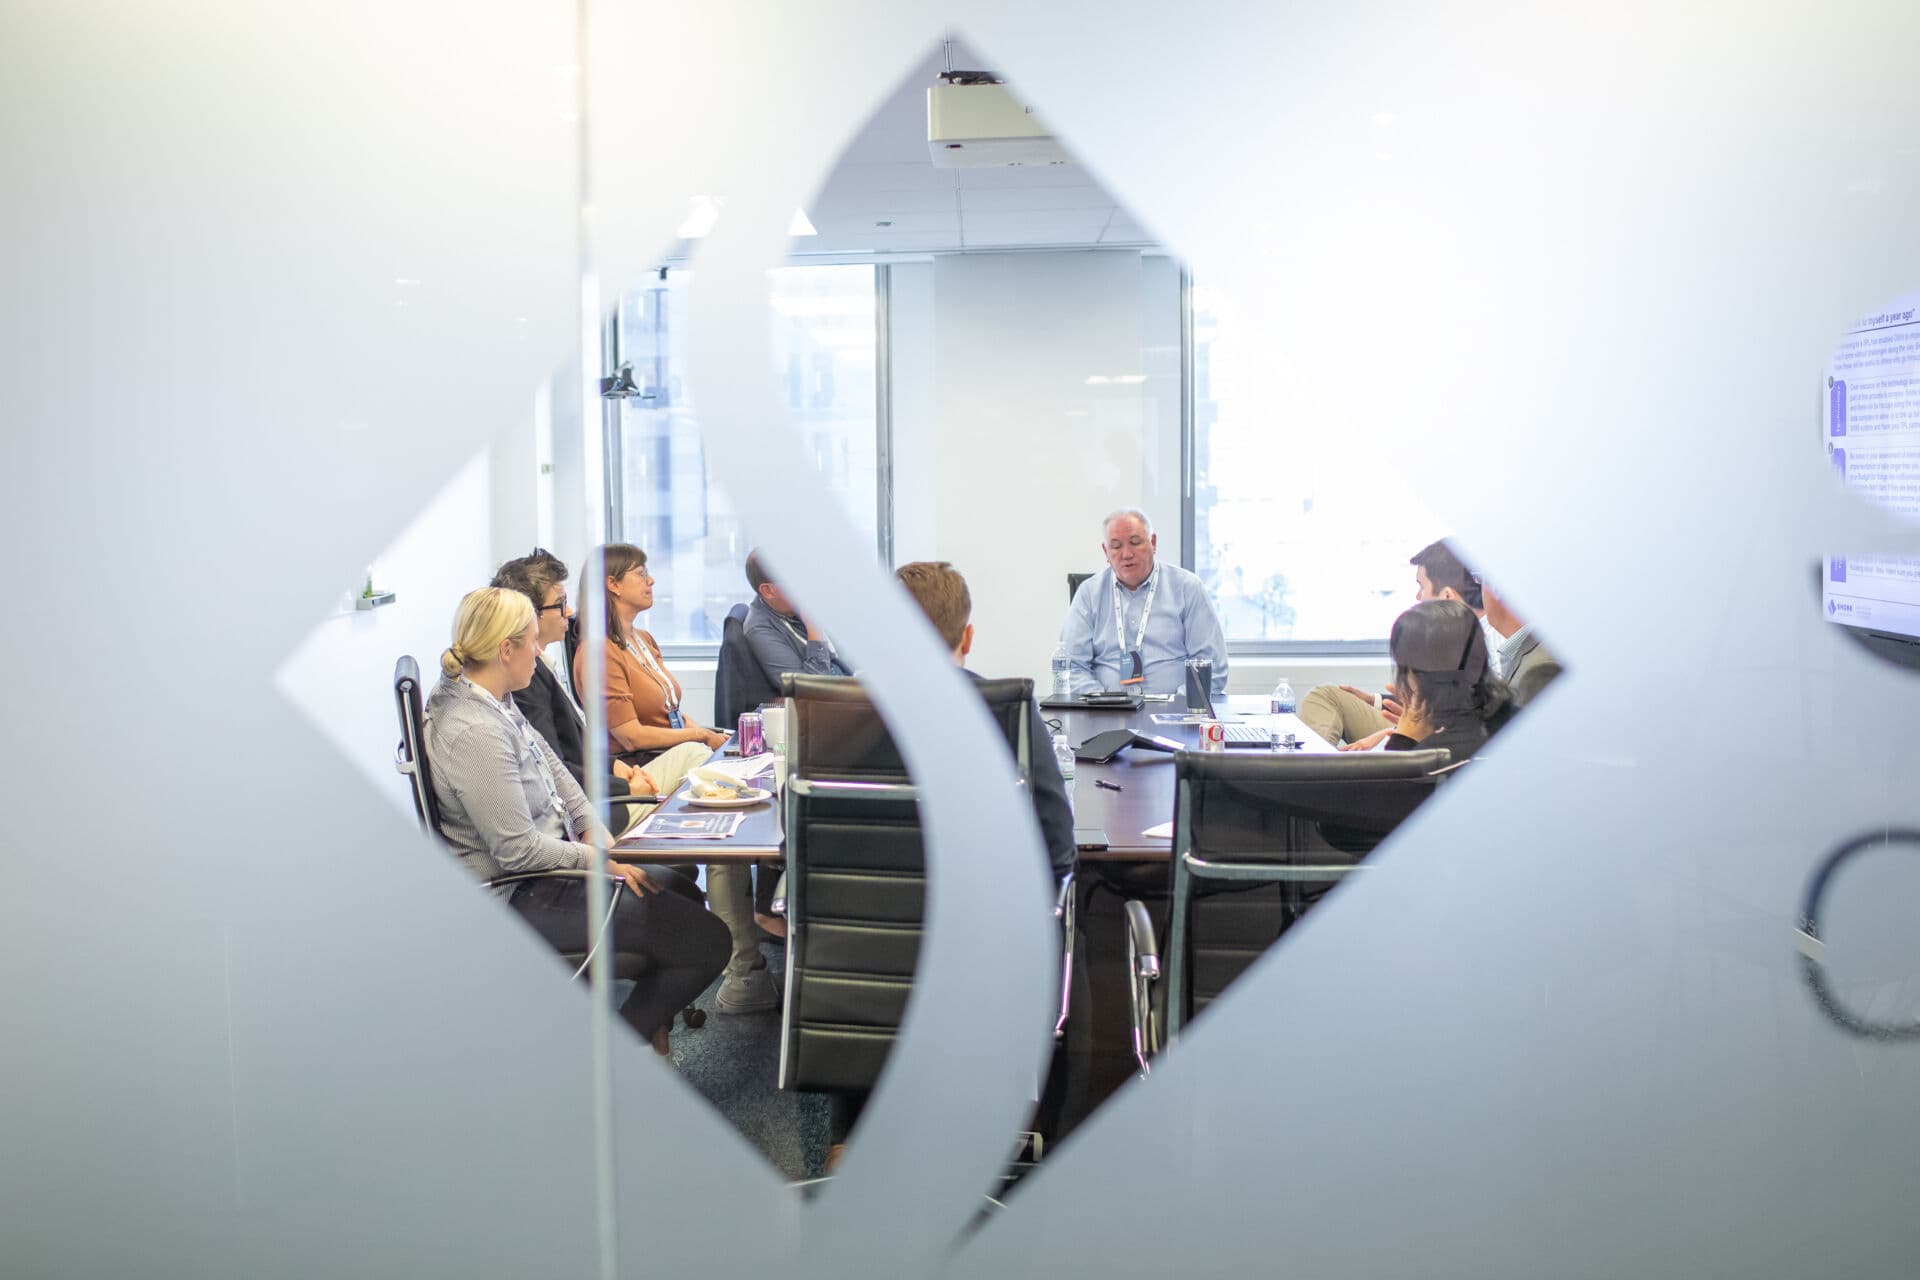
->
[736, 711, 765, 756]
[1199, 720, 1227, 752]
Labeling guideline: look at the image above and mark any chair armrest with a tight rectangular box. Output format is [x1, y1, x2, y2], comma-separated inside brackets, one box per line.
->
[1054, 872, 1076, 1041]
[482, 868, 621, 891]
[770, 871, 788, 918]
[1123, 898, 1161, 1076]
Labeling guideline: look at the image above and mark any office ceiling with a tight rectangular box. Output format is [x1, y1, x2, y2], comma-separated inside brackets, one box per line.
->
[792, 47, 1156, 256]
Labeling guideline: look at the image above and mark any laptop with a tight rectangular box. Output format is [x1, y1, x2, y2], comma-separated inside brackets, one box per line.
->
[1190, 686, 1278, 749]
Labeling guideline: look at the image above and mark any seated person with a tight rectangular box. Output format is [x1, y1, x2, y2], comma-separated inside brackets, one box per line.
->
[1379, 598, 1515, 760]
[1482, 579, 1562, 706]
[818, 561, 1080, 1168]
[424, 587, 728, 1056]
[743, 548, 851, 684]
[574, 543, 776, 1015]
[1303, 538, 1484, 747]
[895, 560, 1075, 879]
[1058, 508, 1227, 700]
[491, 549, 659, 826]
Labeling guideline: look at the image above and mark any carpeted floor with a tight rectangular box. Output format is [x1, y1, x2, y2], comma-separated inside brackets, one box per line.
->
[664, 935, 830, 1182]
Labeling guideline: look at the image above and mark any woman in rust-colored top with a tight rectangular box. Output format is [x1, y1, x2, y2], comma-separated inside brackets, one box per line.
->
[573, 543, 729, 768]
[572, 544, 776, 1013]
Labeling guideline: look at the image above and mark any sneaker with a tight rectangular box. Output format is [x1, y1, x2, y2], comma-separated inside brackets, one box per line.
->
[713, 968, 780, 1014]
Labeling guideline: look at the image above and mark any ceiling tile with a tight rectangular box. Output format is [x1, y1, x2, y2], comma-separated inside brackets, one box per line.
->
[959, 184, 1118, 214]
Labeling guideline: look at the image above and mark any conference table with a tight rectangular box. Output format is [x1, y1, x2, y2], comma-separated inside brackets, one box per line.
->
[612, 693, 1337, 864]
[611, 692, 1340, 1133]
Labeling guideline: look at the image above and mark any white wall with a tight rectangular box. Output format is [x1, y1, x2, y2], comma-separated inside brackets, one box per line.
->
[276, 449, 497, 815]
[890, 250, 1184, 685]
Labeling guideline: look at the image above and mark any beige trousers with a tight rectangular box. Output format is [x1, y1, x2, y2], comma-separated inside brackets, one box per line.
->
[624, 740, 760, 979]
[1298, 684, 1389, 747]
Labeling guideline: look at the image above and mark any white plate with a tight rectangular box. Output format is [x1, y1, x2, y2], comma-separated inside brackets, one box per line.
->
[681, 786, 772, 809]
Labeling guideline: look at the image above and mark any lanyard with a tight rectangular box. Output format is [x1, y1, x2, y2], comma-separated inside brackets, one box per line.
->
[624, 634, 682, 712]
[1111, 566, 1160, 657]
[462, 678, 574, 837]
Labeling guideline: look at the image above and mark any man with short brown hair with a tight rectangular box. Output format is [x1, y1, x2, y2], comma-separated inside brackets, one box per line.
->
[894, 560, 1074, 878]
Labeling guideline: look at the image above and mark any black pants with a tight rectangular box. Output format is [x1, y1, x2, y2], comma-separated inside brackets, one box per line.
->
[509, 867, 729, 1040]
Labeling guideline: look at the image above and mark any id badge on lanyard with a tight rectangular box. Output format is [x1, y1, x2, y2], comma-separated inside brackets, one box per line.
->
[667, 707, 685, 729]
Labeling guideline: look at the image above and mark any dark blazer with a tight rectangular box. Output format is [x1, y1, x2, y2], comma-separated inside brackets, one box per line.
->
[513, 656, 632, 799]
[967, 669, 1076, 879]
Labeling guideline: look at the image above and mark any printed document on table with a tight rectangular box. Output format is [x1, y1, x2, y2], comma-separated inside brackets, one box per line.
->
[1140, 820, 1175, 839]
[632, 811, 747, 840]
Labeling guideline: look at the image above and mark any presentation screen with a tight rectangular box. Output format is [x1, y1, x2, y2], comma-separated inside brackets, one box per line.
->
[1822, 295, 1920, 643]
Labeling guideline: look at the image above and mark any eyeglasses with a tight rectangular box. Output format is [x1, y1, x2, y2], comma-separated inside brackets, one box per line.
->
[624, 567, 654, 583]
[536, 595, 569, 614]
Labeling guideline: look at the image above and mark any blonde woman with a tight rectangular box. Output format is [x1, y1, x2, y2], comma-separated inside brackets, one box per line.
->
[426, 587, 729, 1054]
[575, 544, 777, 1015]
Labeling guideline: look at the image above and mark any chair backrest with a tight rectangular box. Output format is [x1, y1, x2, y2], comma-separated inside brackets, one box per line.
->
[1166, 748, 1451, 1036]
[392, 655, 443, 836]
[713, 602, 780, 730]
[1067, 571, 1094, 604]
[562, 614, 585, 707]
[776, 672, 1032, 1092]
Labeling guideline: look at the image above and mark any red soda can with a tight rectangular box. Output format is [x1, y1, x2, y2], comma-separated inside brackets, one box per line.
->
[1199, 719, 1227, 752]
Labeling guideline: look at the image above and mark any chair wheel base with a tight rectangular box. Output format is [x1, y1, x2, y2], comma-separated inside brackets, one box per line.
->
[681, 1006, 708, 1029]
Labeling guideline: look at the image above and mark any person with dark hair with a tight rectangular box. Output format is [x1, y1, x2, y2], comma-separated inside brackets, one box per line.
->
[1300, 538, 1487, 747]
[1376, 598, 1515, 759]
[574, 543, 776, 1015]
[1407, 538, 1484, 612]
[492, 549, 653, 826]
[742, 548, 850, 686]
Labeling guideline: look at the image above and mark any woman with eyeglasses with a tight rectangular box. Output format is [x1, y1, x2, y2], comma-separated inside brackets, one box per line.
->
[492, 549, 655, 827]
[576, 544, 778, 1015]
[425, 586, 729, 1055]
[1380, 597, 1515, 759]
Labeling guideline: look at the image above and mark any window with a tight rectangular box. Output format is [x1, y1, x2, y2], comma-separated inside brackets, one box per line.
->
[1189, 280, 1445, 647]
[609, 264, 882, 647]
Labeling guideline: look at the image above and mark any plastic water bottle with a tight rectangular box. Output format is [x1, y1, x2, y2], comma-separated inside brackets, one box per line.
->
[1050, 643, 1072, 700]
[1052, 732, 1075, 782]
[1270, 677, 1297, 715]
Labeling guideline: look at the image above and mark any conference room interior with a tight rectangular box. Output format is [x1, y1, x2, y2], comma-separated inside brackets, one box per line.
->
[290, 37, 1920, 1191]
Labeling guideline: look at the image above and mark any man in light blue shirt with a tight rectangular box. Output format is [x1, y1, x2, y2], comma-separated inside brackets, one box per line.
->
[1059, 508, 1228, 699]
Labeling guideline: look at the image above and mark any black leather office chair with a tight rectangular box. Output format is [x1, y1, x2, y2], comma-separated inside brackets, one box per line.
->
[775, 673, 1071, 1099]
[713, 601, 783, 915]
[714, 602, 780, 731]
[392, 655, 705, 1027]
[1124, 748, 1451, 1074]
[1067, 572, 1094, 604]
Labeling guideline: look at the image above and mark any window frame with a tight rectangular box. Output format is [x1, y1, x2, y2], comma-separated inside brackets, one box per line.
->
[601, 262, 894, 660]
[1181, 268, 1391, 659]
[602, 255, 1391, 661]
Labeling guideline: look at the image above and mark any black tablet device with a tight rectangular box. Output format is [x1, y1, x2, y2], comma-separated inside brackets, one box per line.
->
[1074, 729, 1183, 763]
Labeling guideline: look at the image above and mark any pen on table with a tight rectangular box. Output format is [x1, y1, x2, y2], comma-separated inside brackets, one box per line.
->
[1093, 779, 1123, 792]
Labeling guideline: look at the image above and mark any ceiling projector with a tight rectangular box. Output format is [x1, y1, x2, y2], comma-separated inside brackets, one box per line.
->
[926, 81, 1072, 168]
